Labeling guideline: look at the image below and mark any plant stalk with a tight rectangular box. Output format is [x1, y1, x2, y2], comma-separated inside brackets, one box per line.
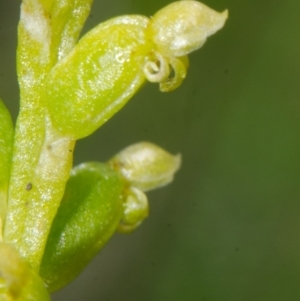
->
[4, 108, 75, 271]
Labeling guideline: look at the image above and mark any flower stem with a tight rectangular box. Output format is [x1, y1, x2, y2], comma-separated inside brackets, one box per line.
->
[4, 108, 75, 271]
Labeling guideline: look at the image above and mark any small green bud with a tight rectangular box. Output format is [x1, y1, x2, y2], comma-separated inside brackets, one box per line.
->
[148, 1, 228, 57]
[109, 142, 181, 192]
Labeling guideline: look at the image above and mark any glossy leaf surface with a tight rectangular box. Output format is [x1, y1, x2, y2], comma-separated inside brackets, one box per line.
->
[45, 16, 151, 139]
[40, 163, 124, 292]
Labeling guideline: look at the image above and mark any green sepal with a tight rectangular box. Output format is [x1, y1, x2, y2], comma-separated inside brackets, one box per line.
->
[44, 15, 151, 139]
[40, 162, 125, 292]
[0, 242, 50, 301]
[0, 99, 14, 224]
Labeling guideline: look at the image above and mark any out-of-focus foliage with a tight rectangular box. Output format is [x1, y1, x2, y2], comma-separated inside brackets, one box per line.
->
[1, 0, 300, 301]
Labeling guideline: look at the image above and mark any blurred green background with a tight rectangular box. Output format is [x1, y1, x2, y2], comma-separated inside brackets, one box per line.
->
[1, 0, 300, 300]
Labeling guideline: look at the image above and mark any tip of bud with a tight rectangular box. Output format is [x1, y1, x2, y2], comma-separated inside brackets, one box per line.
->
[149, 1, 228, 57]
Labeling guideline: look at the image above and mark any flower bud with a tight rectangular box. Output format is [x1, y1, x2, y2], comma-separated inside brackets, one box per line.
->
[109, 142, 181, 192]
[148, 1, 228, 57]
[44, 2, 228, 138]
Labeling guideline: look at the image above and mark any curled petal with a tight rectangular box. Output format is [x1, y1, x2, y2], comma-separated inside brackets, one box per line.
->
[143, 52, 170, 83]
[159, 56, 189, 92]
[118, 187, 149, 233]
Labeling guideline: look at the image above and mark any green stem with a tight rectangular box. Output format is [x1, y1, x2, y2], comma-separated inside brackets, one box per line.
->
[4, 108, 74, 270]
[1, 0, 91, 270]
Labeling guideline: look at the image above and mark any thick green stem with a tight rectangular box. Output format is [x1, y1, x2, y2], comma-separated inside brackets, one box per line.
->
[4, 108, 75, 270]
[2, 0, 92, 270]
